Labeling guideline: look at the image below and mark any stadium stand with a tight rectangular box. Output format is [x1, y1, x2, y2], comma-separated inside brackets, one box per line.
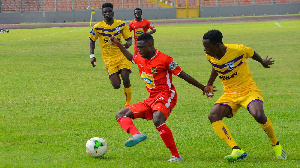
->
[22, 0, 42, 11]
[177, 0, 186, 7]
[0, 0, 20, 11]
[43, 0, 55, 11]
[237, 0, 252, 5]
[188, 0, 199, 6]
[57, 0, 72, 11]
[0, 0, 296, 11]
[218, 0, 235, 5]
[201, 0, 217, 6]
[273, 0, 291, 3]
[254, 0, 272, 4]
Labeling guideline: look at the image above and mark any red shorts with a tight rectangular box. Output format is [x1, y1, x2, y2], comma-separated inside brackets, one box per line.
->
[128, 93, 177, 120]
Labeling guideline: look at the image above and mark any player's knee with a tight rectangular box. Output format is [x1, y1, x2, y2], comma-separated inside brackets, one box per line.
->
[122, 80, 131, 88]
[208, 113, 220, 123]
[116, 108, 126, 119]
[153, 119, 163, 127]
[153, 111, 165, 127]
[112, 84, 121, 89]
[115, 108, 133, 120]
[252, 111, 267, 123]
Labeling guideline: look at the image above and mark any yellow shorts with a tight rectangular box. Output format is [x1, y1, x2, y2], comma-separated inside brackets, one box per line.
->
[105, 57, 131, 77]
[215, 88, 264, 117]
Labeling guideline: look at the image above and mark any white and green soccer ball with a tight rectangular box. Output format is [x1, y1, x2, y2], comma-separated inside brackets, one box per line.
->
[86, 137, 107, 158]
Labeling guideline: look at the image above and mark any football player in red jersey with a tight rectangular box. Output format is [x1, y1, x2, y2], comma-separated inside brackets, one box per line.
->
[129, 8, 156, 56]
[110, 33, 209, 162]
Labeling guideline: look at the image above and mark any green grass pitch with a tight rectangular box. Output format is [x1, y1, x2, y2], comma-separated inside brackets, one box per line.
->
[0, 19, 299, 167]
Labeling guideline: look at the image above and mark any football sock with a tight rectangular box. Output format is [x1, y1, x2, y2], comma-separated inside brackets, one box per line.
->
[212, 120, 238, 148]
[117, 117, 140, 135]
[260, 117, 278, 146]
[124, 86, 132, 106]
[156, 123, 180, 158]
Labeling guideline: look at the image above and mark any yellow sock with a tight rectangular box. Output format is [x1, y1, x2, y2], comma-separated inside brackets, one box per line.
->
[260, 117, 278, 146]
[124, 86, 132, 106]
[212, 120, 238, 148]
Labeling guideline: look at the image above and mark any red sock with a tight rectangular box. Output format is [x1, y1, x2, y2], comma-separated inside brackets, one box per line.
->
[117, 117, 140, 135]
[156, 123, 180, 158]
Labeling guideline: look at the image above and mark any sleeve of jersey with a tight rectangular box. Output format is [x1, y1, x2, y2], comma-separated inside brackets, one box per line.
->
[166, 57, 182, 76]
[89, 26, 98, 42]
[128, 22, 133, 32]
[241, 45, 255, 58]
[122, 24, 133, 40]
[149, 22, 155, 30]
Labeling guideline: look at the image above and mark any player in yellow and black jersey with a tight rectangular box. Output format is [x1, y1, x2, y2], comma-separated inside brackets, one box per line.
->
[202, 29, 287, 162]
[89, 3, 133, 107]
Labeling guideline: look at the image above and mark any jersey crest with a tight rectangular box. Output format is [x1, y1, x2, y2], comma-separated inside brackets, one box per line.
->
[225, 61, 235, 70]
[151, 67, 157, 73]
[116, 27, 121, 34]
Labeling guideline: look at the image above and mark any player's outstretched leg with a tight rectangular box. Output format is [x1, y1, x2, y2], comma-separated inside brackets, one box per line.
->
[272, 142, 287, 159]
[224, 149, 247, 162]
[116, 116, 146, 147]
[125, 133, 147, 147]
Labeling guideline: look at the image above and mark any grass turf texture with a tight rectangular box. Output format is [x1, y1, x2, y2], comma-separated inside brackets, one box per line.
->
[0, 20, 299, 167]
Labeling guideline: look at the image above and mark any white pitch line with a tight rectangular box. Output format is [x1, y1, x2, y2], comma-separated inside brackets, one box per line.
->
[275, 22, 282, 27]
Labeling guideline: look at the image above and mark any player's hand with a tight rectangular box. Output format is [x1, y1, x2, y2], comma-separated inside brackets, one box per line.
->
[203, 85, 216, 98]
[91, 57, 96, 67]
[123, 43, 130, 49]
[262, 55, 274, 68]
[109, 35, 120, 46]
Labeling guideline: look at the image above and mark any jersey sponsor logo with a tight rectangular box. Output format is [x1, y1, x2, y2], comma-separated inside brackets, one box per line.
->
[141, 72, 155, 88]
[136, 28, 143, 36]
[169, 61, 178, 70]
[104, 37, 120, 44]
[151, 67, 157, 73]
[150, 23, 153, 27]
[219, 72, 237, 80]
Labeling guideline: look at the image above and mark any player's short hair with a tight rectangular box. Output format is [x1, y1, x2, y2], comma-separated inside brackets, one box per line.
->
[203, 29, 223, 45]
[102, 3, 113, 9]
[137, 33, 153, 44]
[134, 8, 142, 14]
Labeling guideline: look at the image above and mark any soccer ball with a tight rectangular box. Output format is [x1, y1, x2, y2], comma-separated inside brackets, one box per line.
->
[86, 137, 107, 158]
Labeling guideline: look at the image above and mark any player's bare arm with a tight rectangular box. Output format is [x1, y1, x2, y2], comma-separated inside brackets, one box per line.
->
[205, 67, 218, 98]
[177, 70, 205, 92]
[123, 38, 132, 49]
[90, 39, 96, 67]
[252, 52, 275, 68]
[110, 36, 133, 61]
[149, 29, 156, 34]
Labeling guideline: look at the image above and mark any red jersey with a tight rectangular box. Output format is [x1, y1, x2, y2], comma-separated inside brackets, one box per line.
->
[129, 19, 156, 55]
[132, 49, 182, 100]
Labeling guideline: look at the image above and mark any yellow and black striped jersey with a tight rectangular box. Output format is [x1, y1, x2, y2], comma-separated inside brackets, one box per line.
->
[89, 19, 132, 65]
[206, 44, 256, 92]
